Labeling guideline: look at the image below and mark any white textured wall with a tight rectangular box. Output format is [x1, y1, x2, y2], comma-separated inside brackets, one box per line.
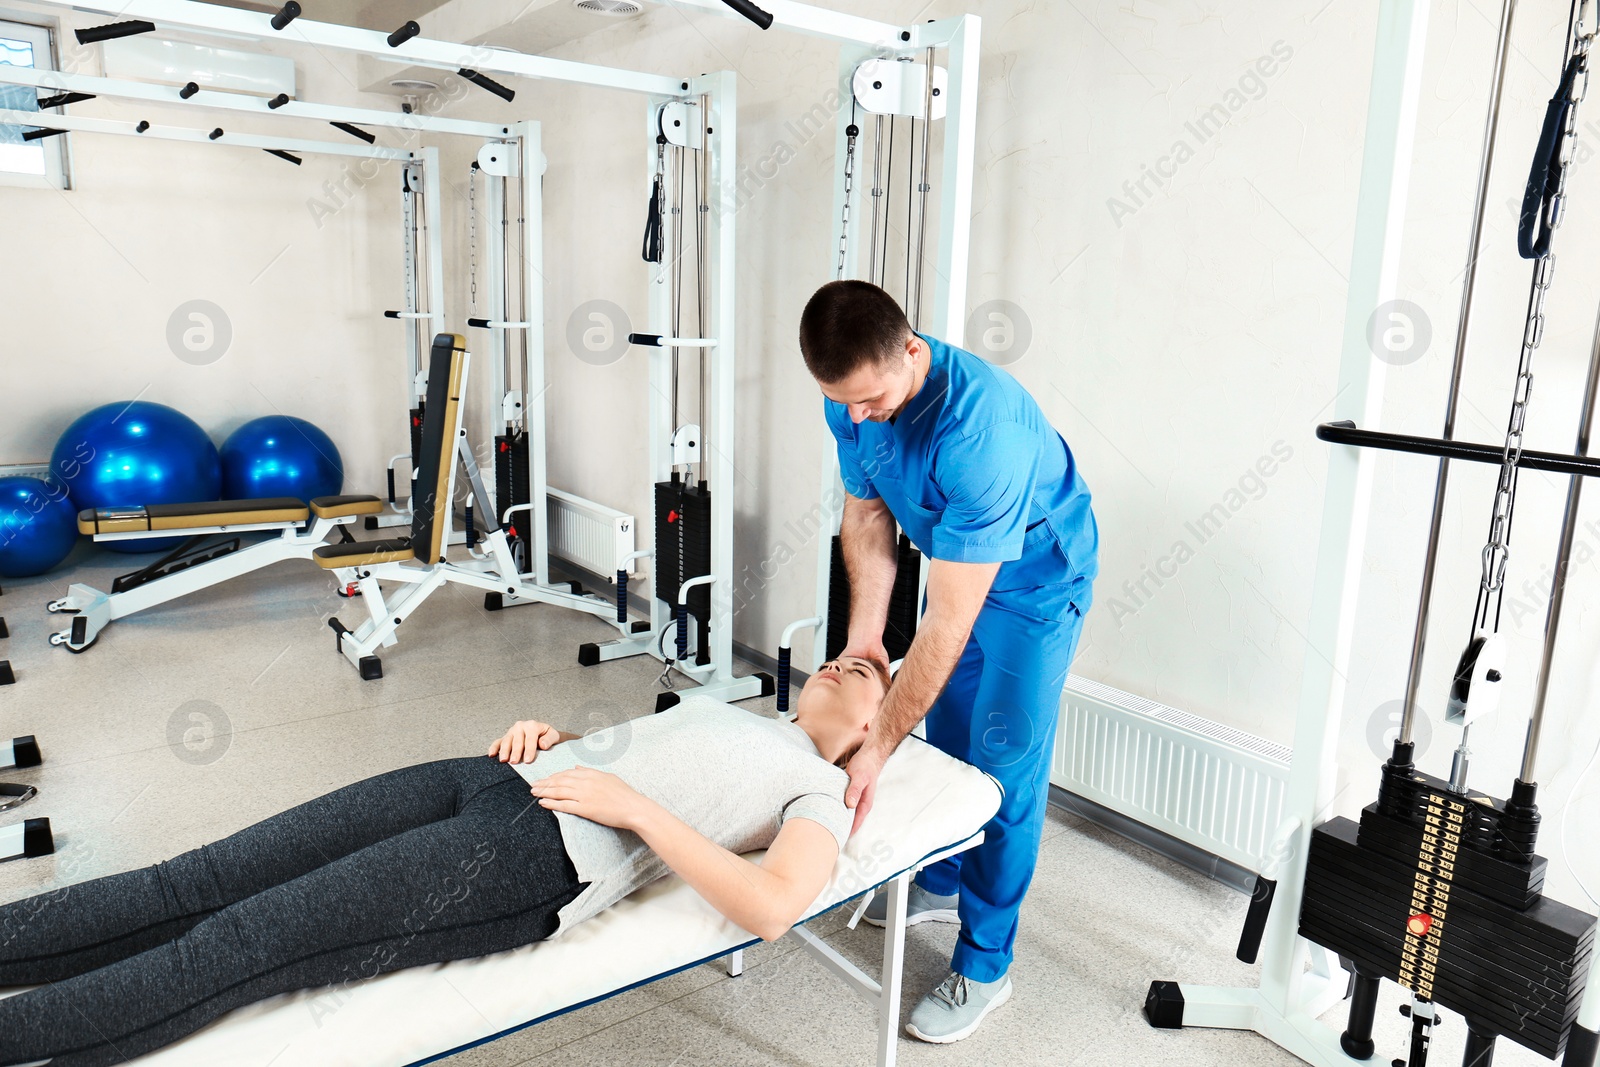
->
[2, 0, 1595, 915]
[0, 4, 453, 499]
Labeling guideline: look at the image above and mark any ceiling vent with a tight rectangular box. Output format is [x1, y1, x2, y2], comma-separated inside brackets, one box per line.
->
[573, 0, 644, 15]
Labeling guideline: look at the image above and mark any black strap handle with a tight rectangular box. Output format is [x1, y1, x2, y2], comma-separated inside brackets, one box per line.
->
[642, 172, 664, 263]
[1519, 53, 1585, 259]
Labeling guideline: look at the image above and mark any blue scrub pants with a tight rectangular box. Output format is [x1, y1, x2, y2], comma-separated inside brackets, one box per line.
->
[915, 599, 1084, 983]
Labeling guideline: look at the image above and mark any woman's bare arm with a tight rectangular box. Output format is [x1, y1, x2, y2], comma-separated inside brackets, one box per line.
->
[632, 808, 839, 942]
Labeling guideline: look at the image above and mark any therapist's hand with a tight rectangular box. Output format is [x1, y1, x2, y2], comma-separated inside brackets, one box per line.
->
[529, 767, 653, 831]
[842, 637, 891, 677]
[844, 744, 890, 836]
[488, 720, 563, 764]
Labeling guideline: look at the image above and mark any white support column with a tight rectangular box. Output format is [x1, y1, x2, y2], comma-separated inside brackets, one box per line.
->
[811, 44, 872, 671]
[421, 145, 447, 348]
[481, 153, 510, 519]
[648, 95, 677, 641]
[522, 122, 552, 589]
[931, 15, 980, 347]
[703, 68, 737, 683]
[810, 26, 979, 671]
[1172, 0, 1432, 1060]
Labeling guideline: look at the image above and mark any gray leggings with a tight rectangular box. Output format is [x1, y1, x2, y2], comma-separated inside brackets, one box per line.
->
[0, 756, 584, 1067]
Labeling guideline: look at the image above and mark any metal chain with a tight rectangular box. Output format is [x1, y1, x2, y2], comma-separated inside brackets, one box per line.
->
[836, 110, 859, 280]
[468, 163, 478, 315]
[1477, 14, 1593, 630]
[403, 163, 418, 317]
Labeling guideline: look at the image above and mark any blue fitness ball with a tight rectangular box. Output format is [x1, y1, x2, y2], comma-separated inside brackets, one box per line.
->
[0, 476, 79, 578]
[221, 416, 344, 503]
[51, 401, 221, 554]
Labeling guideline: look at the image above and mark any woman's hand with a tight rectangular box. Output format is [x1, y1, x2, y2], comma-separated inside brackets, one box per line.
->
[528, 768, 655, 832]
[488, 720, 564, 764]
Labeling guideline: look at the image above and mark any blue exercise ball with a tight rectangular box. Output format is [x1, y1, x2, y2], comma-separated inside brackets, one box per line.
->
[51, 401, 221, 554]
[221, 416, 344, 503]
[0, 476, 79, 578]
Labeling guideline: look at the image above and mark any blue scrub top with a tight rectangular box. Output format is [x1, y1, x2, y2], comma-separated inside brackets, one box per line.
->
[824, 333, 1098, 621]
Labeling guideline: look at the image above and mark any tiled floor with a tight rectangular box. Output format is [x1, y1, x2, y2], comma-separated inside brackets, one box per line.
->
[0, 543, 1564, 1065]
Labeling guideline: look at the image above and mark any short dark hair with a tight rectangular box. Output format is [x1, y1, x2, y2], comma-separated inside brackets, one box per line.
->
[799, 280, 914, 384]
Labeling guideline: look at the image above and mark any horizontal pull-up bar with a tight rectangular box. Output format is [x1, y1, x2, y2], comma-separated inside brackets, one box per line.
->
[62, 0, 687, 98]
[1318, 421, 1600, 479]
[0, 108, 414, 160]
[0, 65, 511, 140]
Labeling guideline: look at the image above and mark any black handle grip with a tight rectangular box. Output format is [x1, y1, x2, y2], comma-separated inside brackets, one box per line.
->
[179, 82, 199, 99]
[135, 120, 150, 133]
[387, 20, 420, 47]
[264, 149, 302, 165]
[208, 127, 224, 141]
[1235, 876, 1277, 964]
[459, 69, 515, 103]
[22, 127, 65, 141]
[268, 93, 290, 109]
[37, 92, 94, 109]
[387, 468, 397, 504]
[719, 0, 774, 29]
[776, 647, 792, 714]
[628, 333, 662, 347]
[467, 317, 491, 328]
[331, 121, 376, 144]
[74, 20, 155, 45]
[384, 310, 403, 319]
[271, 1, 301, 30]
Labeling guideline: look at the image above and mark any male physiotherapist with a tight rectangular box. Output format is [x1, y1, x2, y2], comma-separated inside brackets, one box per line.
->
[799, 280, 1098, 1043]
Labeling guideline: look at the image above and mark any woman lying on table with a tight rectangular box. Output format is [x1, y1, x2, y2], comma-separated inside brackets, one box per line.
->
[0, 657, 889, 1067]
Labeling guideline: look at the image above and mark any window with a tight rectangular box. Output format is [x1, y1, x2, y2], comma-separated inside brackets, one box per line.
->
[1, 17, 69, 189]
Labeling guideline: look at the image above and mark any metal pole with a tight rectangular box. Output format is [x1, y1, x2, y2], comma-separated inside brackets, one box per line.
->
[1521, 300, 1600, 781]
[1399, 0, 1518, 744]
[910, 46, 935, 331]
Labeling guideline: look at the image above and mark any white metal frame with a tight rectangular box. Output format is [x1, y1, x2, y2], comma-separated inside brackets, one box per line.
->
[797, 16, 984, 672]
[21, 0, 960, 697]
[5, 67, 495, 652]
[785, 832, 983, 1067]
[1156, 0, 1433, 1061]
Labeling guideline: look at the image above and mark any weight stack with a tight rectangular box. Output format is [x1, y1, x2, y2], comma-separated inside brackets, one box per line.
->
[494, 431, 531, 566]
[1299, 815, 1596, 1060]
[655, 478, 712, 622]
[824, 532, 923, 662]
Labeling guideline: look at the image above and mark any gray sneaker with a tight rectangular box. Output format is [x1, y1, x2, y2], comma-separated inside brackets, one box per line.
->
[905, 970, 1013, 1043]
[862, 883, 960, 928]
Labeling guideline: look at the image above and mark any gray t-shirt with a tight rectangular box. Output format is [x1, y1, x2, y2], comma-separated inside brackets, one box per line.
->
[511, 696, 852, 934]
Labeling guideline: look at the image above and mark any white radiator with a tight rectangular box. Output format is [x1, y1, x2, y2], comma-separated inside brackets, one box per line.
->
[546, 488, 636, 578]
[1053, 675, 1292, 874]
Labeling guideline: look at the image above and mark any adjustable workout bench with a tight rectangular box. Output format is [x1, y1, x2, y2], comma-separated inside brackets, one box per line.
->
[316, 334, 556, 680]
[47, 485, 385, 653]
